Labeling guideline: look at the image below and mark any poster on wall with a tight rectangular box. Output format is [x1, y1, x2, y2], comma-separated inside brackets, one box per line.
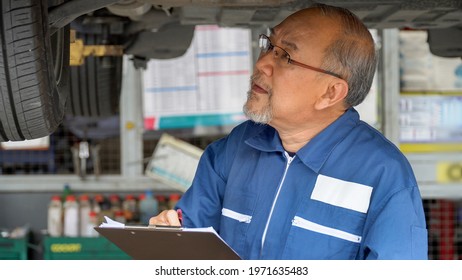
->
[400, 94, 462, 143]
[145, 133, 203, 192]
[399, 30, 462, 144]
[143, 25, 251, 130]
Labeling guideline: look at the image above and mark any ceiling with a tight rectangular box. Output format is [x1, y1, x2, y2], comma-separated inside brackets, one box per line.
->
[170, 0, 462, 30]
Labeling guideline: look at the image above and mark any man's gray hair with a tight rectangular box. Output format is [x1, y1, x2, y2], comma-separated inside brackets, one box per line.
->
[313, 3, 378, 107]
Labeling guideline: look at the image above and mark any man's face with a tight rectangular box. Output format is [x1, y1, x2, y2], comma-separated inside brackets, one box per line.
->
[243, 9, 339, 129]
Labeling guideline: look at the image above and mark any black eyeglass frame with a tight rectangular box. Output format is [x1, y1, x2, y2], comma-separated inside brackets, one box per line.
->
[258, 34, 343, 79]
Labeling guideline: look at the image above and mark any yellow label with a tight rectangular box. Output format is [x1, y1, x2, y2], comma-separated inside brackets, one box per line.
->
[50, 243, 82, 253]
[437, 162, 462, 183]
[401, 143, 462, 153]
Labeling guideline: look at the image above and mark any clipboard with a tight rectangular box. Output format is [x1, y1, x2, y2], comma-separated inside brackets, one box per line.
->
[94, 226, 241, 260]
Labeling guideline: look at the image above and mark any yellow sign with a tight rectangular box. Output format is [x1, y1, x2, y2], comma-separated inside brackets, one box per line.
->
[437, 162, 462, 183]
[50, 243, 82, 253]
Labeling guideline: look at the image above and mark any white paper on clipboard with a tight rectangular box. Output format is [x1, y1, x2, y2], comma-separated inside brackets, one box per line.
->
[145, 133, 203, 192]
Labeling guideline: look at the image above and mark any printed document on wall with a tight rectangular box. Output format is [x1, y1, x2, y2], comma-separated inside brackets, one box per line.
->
[144, 25, 251, 130]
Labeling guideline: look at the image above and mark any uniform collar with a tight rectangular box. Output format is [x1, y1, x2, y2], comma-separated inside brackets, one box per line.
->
[245, 108, 360, 172]
[245, 123, 286, 153]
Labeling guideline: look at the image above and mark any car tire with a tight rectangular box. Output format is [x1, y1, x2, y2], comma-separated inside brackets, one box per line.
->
[0, 0, 69, 142]
[67, 32, 122, 117]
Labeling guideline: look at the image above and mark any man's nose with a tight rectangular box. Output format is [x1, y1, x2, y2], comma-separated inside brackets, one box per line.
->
[255, 51, 274, 77]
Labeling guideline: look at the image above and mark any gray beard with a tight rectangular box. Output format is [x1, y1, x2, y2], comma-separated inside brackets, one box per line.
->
[243, 89, 273, 124]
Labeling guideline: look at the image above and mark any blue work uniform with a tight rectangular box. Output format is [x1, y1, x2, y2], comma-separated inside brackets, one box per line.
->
[176, 108, 428, 259]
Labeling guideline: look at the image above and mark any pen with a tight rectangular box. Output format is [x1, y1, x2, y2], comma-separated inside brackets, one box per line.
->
[177, 208, 183, 226]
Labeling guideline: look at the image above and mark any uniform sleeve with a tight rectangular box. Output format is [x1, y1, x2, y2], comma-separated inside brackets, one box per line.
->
[359, 186, 428, 260]
[175, 139, 228, 231]
[175, 122, 253, 232]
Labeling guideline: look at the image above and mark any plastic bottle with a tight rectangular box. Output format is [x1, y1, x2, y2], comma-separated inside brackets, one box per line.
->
[114, 210, 126, 224]
[122, 194, 137, 223]
[98, 194, 113, 220]
[63, 195, 79, 237]
[79, 194, 92, 237]
[139, 190, 158, 225]
[47, 195, 63, 237]
[92, 194, 105, 225]
[92, 194, 104, 224]
[109, 194, 121, 218]
[61, 184, 72, 203]
[136, 193, 145, 224]
[156, 195, 169, 212]
[87, 211, 99, 237]
[168, 193, 181, 209]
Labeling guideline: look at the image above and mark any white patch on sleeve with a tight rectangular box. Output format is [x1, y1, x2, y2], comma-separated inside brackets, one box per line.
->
[311, 174, 372, 213]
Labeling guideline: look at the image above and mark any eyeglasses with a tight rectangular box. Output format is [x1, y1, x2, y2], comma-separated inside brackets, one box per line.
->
[258, 34, 343, 79]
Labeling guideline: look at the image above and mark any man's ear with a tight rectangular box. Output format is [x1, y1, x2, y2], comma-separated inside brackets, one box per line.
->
[314, 79, 349, 110]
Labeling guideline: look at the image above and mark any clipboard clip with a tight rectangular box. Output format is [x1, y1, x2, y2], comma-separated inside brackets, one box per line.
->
[148, 225, 183, 230]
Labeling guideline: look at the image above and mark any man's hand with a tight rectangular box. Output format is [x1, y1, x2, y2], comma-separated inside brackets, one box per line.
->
[149, 209, 181, 226]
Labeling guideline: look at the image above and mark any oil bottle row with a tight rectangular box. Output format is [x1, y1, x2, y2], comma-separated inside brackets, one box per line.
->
[47, 189, 182, 238]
